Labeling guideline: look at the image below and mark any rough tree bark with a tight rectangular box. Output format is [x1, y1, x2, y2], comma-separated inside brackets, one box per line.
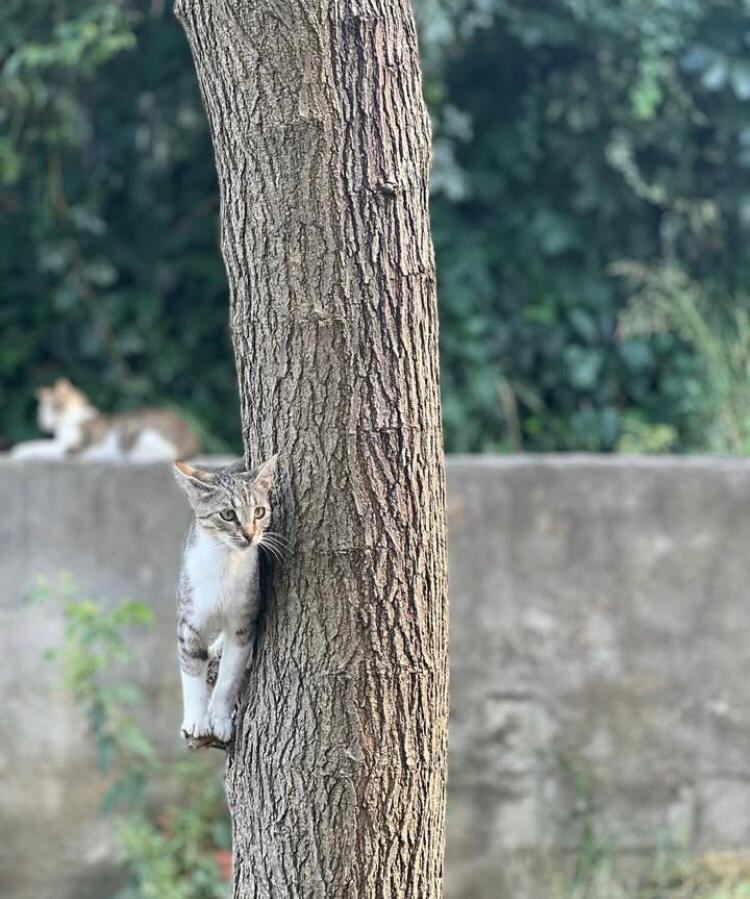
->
[176, 0, 448, 896]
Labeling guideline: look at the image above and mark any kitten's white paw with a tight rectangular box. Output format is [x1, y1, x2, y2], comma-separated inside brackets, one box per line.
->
[209, 710, 234, 743]
[181, 711, 212, 740]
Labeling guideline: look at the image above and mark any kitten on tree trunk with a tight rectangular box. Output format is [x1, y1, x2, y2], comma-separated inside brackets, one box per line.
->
[173, 455, 281, 747]
[11, 378, 200, 461]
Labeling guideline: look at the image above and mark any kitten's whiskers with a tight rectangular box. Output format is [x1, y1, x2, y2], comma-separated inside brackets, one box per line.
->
[258, 531, 287, 563]
[262, 530, 289, 552]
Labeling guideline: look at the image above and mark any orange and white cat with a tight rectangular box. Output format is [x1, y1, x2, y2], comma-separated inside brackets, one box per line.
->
[11, 378, 200, 461]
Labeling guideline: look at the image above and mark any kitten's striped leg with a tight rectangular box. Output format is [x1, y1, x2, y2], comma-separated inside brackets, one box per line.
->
[178, 623, 211, 740]
[207, 626, 255, 742]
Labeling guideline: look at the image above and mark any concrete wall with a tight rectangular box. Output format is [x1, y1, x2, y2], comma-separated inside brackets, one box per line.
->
[0, 458, 195, 899]
[2, 456, 750, 899]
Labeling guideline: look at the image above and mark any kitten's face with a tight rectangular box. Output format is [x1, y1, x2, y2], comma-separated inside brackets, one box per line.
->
[36, 378, 92, 433]
[174, 456, 277, 551]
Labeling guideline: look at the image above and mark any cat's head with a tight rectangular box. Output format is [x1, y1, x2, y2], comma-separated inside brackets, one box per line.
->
[173, 455, 278, 552]
[36, 378, 93, 433]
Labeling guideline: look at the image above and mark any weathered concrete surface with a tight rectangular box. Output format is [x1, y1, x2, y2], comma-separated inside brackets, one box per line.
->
[0, 458, 197, 899]
[1, 455, 750, 899]
[445, 455, 750, 898]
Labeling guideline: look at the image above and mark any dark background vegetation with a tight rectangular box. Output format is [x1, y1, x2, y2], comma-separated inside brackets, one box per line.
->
[3, 0, 750, 454]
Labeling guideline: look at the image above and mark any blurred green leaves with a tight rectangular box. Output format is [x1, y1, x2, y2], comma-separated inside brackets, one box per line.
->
[0, 0, 238, 451]
[30, 573, 157, 792]
[428, 0, 750, 451]
[3, 0, 750, 453]
[33, 573, 231, 899]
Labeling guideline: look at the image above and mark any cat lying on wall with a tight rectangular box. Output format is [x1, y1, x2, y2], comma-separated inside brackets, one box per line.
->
[11, 378, 200, 461]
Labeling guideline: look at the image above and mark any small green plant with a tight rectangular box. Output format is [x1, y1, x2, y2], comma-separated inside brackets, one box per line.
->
[616, 414, 679, 455]
[31, 574, 231, 899]
[617, 264, 750, 456]
[549, 756, 690, 899]
[547, 757, 750, 899]
[649, 852, 750, 899]
[548, 761, 626, 899]
[30, 572, 158, 806]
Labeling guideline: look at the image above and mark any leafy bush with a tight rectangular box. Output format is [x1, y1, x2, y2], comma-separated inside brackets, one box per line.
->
[1, 0, 238, 451]
[3, 0, 750, 452]
[425, 0, 750, 451]
[618, 263, 750, 454]
[31, 575, 231, 899]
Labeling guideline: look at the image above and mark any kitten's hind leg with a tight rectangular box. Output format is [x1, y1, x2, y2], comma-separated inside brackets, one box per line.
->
[207, 626, 254, 742]
[178, 623, 211, 740]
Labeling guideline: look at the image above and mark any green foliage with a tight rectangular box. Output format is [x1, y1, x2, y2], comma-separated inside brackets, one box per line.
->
[3, 0, 750, 452]
[0, 0, 239, 451]
[619, 264, 750, 454]
[555, 846, 750, 899]
[112, 760, 231, 899]
[426, 0, 750, 451]
[115, 810, 229, 899]
[615, 414, 679, 455]
[33, 575, 230, 899]
[545, 757, 750, 898]
[30, 573, 157, 793]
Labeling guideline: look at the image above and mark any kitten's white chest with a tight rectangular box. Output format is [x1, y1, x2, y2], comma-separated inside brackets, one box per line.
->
[184, 528, 257, 628]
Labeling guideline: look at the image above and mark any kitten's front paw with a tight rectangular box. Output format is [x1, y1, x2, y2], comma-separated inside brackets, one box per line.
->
[181, 711, 212, 741]
[209, 709, 234, 743]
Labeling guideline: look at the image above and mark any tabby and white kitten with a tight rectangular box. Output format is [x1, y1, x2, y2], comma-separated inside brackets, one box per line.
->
[11, 378, 200, 461]
[173, 455, 280, 745]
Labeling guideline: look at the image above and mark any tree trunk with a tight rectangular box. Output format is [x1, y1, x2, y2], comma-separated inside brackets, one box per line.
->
[175, 1, 449, 896]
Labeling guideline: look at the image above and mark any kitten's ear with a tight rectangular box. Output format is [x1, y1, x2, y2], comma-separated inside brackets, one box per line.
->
[173, 461, 217, 495]
[248, 453, 278, 494]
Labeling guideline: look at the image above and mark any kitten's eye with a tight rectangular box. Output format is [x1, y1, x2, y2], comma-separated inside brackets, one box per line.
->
[254, 506, 266, 520]
[219, 509, 237, 522]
